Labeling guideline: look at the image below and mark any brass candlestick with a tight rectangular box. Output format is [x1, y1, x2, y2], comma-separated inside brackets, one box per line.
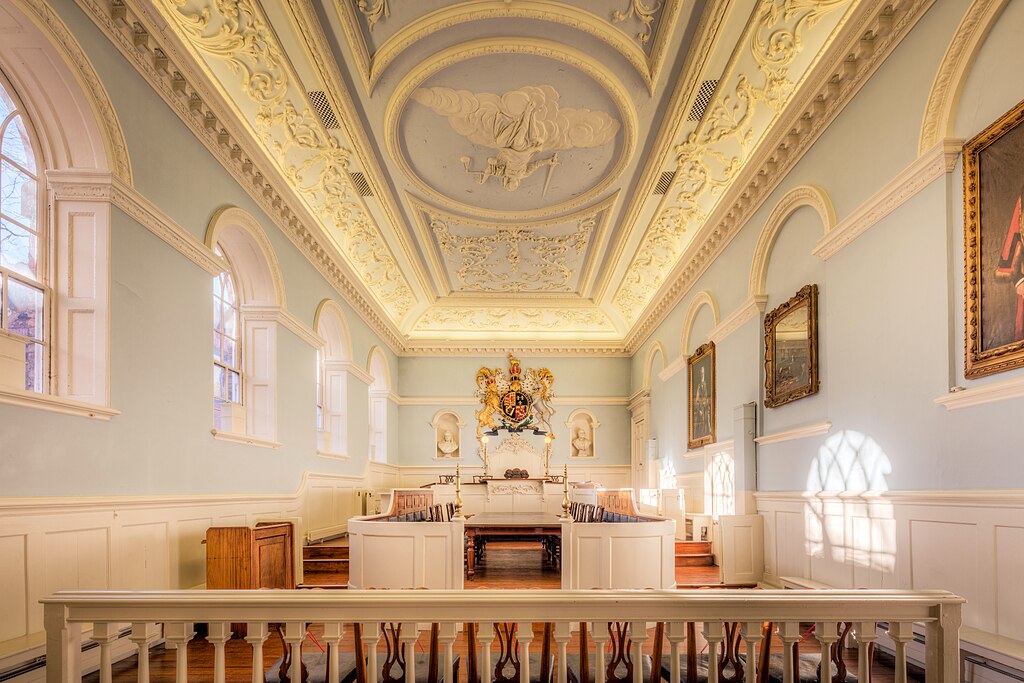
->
[453, 463, 466, 520]
[544, 434, 552, 479]
[481, 436, 489, 479]
[559, 464, 572, 520]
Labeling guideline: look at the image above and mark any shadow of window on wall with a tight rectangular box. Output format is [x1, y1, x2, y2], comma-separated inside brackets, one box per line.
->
[804, 431, 895, 578]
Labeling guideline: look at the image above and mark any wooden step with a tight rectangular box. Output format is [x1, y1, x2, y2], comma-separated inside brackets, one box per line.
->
[303, 558, 349, 573]
[303, 545, 349, 560]
[675, 553, 715, 567]
[297, 583, 348, 590]
[675, 540, 711, 554]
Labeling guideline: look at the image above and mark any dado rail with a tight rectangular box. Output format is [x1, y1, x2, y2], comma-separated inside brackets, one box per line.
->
[42, 589, 963, 683]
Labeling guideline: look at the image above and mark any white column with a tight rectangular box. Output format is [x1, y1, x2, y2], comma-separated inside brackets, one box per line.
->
[164, 622, 195, 683]
[244, 622, 269, 683]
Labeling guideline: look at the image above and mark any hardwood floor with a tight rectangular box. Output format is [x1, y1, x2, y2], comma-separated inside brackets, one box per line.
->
[80, 541, 921, 682]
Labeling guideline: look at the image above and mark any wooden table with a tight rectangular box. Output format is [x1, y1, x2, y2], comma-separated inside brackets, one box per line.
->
[464, 512, 565, 579]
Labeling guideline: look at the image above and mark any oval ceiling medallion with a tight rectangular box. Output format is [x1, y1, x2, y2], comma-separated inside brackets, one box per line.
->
[387, 38, 637, 220]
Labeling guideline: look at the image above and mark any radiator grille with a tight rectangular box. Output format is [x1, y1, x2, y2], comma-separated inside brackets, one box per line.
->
[308, 90, 340, 129]
[688, 79, 718, 121]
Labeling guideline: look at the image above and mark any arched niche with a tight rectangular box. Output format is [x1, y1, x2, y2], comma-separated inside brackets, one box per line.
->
[205, 207, 285, 308]
[641, 341, 666, 391]
[564, 408, 601, 459]
[680, 291, 720, 356]
[430, 409, 465, 460]
[919, 0, 1012, 154]
[367, 346, 391, 462]
[313, 299, 353, 363]
[367, 346, 391, 392]
[748, 185, 835, 299]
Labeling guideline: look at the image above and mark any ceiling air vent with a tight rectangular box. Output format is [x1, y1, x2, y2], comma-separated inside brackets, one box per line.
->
[308, 90, 340, 129]
[687, 79, 718, 121]
[654, 171, 676, 195]
[350, 172, 373, 197]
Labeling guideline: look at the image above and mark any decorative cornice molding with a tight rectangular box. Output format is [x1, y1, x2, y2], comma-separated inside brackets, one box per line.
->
[339, 361, 374, 386]
[708, 295, 768, 345]
[813, 138, 962, 260]
[755, 420, 832, 446]
[623, 0, 936, 353]
[12, 0, 133, 184]
[919, 0, 1009, 154]
[110, 179, 224, 275]
[390, 395, 630, 407]
[241, 305, 324, 348]
[71, 0, 406, 354]
[935, 376, 1024, 410]
[398, 341, 629, 357]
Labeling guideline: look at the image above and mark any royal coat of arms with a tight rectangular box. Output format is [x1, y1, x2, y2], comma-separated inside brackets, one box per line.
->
[474, 354, 555, 438]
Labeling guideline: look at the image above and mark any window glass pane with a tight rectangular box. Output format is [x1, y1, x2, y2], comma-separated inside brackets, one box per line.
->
[223, 307, 237, 337]
[222, 271, 236, 303]
[316, 405, 323, 431]
[223, 337, 236, 368]
[214, 363, 225, 400]
[1, 159, 37, 227]
[2, 115, 35, 173]
[7, 278, 43, 340]
[25, 341, 43, 393]
[213, 273, 223, 298]
[213, 298, 223, 331]
[213, 330, 223, 362]
[1, 218, 38, 279]
[227, 369, 240, 403]
[0, 91, 13, 121]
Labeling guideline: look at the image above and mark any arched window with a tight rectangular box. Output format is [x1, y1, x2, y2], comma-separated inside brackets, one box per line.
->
[213, 245, 242, 430]
[314, 299, 352, 459]
[368, 348, 390, 463]
[0, 74, 45, 393]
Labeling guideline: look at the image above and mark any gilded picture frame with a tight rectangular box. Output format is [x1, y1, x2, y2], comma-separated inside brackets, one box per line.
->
[964, 96, 1024, 378]
[764, 284, 819, 408]
[687, 341, 715, 450]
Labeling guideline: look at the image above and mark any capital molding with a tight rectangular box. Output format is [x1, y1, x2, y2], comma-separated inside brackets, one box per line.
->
[240, 305, 324, 348]
[708, 296, 768, 346]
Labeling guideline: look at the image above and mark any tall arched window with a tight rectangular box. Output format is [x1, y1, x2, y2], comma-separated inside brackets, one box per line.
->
[213, 245, 242, 430]
[368, 348, 390, 463]
[314, 299, 352, 459]
[0, 75, 45, 393]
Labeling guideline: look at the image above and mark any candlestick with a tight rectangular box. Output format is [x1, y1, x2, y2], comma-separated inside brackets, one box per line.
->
[481, 435, 489, 479]
[559, 464, 572, 520]
[453, 463, 466, 520]
[544, 433, 552, 479]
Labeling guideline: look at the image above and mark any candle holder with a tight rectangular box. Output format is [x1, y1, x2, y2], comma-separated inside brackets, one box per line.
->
[453, 463, 466, 520]
[559, 464, 572, 520]
[543, 434, 552, 479]
[481, 436, 489, 479]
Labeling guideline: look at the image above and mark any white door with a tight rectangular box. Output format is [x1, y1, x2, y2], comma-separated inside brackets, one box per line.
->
[720, 514, 765, 585]
[630, 415, 647, 490]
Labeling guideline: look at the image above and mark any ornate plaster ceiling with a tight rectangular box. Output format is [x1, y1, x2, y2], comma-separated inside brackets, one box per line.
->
[133, 0, 872, 352]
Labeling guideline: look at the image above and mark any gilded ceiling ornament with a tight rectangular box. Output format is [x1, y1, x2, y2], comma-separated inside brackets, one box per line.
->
[355, 0, 390, 30]
[155, 0, 416, 319]
[414, 306, 616, 332]
[612, 0, 662, 45]
[430, 214, 594, 293]
[614, 0, 849, 322]
[411, 85, 620, 193]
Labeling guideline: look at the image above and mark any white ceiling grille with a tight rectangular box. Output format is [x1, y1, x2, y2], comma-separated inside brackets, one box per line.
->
[687, 79, 718, 121]
[654, 171, 676, 195]
[308, 91, 340, 129]
[350, 172, 373, 197]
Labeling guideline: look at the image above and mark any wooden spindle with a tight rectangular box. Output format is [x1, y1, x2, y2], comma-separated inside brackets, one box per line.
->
[244, 622, 269, 683]
[853, 621, 876, 683]
[814, 622, 838, 683]
[703, 621, 725, 683]
[206, 622, 232, 683]
[163, 622, 195, 683]
[517, 622, 534, 683]
[887, 621, 914, 683]
[776, 622, 801, 683]
[323, 622, 345, 683]
[130, 622, 156, 683]
[92, 622, 118, 683]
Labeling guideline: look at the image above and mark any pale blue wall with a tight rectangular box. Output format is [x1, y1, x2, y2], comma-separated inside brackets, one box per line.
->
[631, 0, 1024, 493]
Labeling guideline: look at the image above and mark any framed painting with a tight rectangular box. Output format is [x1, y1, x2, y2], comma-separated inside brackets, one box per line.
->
[687, 341, 715, 450]
[964, 96, 1024, 378]
[764, 284, 819, 408]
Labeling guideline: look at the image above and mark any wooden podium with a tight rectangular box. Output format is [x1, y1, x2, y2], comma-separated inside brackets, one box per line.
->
[205, 521, 294, 636]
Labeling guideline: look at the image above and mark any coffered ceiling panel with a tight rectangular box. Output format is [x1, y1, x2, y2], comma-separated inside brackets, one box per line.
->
[131, 0, 879, 352]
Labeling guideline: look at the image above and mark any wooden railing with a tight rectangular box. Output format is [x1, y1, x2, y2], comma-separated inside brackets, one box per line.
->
[42, 589, 964, 683]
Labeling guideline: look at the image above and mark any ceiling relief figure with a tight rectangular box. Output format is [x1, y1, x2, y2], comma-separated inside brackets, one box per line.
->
[410, 85, 620, 193]
[612, 0, 663, 45]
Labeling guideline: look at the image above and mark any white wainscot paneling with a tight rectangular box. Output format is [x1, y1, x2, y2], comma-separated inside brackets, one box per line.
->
[776, 510, 807, 579]
[911, 520, 979, 626]
[177, 518, 213, 589]
[0, 534, 28, 641]
[117, 522, 169, 589]
[44, 527, 110, 595]
[995, 526, 1024, 640]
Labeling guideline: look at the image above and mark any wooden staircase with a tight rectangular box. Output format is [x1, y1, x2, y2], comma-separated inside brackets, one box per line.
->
[300, 538, 349, 587]
[675, 539, 714, 567]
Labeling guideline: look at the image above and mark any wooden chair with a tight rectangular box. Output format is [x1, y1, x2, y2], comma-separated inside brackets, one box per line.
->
[562, 620, 664, 683]
[466, 621, 557, 683]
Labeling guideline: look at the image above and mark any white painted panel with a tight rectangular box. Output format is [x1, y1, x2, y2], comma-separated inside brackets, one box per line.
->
[218, 515, 246, 526]
[910, 520, 979, 627]
[363, 534, 415, 588]
[68, 211, 98, 299]
[118, 522, 169, 589]
[609, 536, 661, 589]
[309, 486, 333, 531]
[178, 518, 213, 588]
[776, 511, 805, 578]
[995, 526, 1024, 640]
[252, 325, 270, 377]
[44, 527, 109, 595]
[67, 309, 96, 397]
[251, 384, 271, 438]
[422, 535, 448, 589]
[575, 536, 601, 588]
[721, 515, 763, 585]
[0, 534, 27, 641]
